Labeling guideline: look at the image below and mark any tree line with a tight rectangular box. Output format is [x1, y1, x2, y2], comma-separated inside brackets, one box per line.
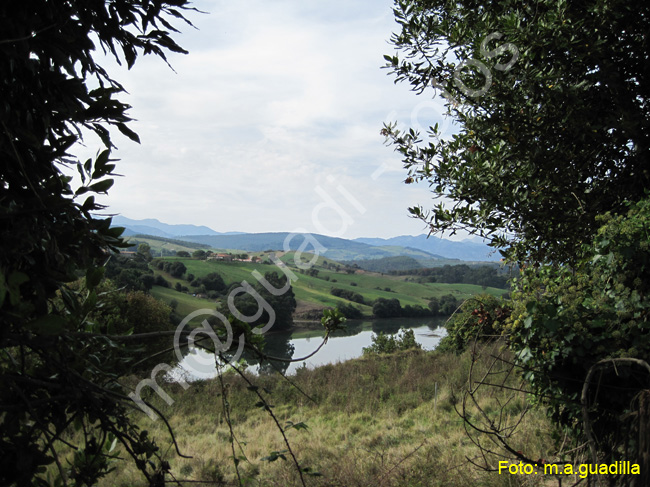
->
[330, 287, 461, 319]
[391, 264, 510, 289]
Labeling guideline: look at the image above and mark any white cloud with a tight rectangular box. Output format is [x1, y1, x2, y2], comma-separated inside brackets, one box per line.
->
[76, 0, 452, 239]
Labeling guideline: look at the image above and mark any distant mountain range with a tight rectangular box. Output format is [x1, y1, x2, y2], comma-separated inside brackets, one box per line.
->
[354, 235, 499, 262]
[177, 232, 453, 262]
[111, 216, 244, 238]
[111, 216, 499, 262]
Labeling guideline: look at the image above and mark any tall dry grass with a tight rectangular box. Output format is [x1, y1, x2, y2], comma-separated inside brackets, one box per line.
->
[98, 344, 556, 487]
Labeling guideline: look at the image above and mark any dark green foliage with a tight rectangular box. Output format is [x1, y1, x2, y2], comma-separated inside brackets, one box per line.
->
[153, 259, 187, 279]
[154, 274, 170, 288]
[384, 0, 650, 264]
[85, 285, 174, 370]
[168, 260, 187, 278]
[336, 302, 364, 320]
[401, 304, 431, 317]
[0, 0, 195, 483]
[231, 272, 297, 331]
[105, 253, 155, 291]
[137, 243, 153, 261]
[372, 298, 403, 318]
[506, 198, 650, 461]
[428, 294, 460, 316]
[330, 287, 366, 305]
[393, 264, 510, 289]
[190, 272, 226, 292]
[385, 2, 650, 468]
[176, 250, 191, 257]
[438, 294, 510, 353]
[362, 328, 422, 355]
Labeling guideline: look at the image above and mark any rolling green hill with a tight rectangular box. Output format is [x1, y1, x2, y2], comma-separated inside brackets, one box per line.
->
[149, 252, 508, 320]
[126, 235, 213, 254]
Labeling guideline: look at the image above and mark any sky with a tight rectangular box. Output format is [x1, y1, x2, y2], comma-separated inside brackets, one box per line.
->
[77, 0, 457, 239]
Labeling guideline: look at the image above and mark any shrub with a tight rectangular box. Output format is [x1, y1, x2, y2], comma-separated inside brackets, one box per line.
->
[169, 261, 186, 278]
[336, 302, 364, 320]
[372, 297, 402, 318]
[154, 275, 170, 288]
[330, 287, 365, 304]
[362, 328, 421, 355]
[438, 294, 510, 353]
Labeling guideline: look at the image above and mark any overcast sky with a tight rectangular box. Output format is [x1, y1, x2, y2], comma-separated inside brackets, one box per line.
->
[79, 0, 456, 239]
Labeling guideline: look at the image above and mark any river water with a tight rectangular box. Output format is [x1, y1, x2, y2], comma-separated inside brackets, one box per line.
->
[167, 317, 447, 381]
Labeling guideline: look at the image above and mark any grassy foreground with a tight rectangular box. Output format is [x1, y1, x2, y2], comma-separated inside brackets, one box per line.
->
[102, 344, 557, 487]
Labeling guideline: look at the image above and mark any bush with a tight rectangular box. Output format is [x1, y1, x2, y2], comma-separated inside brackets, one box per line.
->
[191, 272, 226, 292]
[402, 304, 432, 317]
[169, 261, 186, 278]
[330, 287, 365, 304]
[154, 275, 170, 288]
[438, 294, 510, 353]
[372, 297, 402, 318]
[428, 294, 460, 316]
[362, 328, 421, 355]
[336, 302, 364, 320]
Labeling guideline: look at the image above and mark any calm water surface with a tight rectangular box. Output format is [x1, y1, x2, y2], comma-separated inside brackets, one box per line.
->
[168, 317, 447, 381]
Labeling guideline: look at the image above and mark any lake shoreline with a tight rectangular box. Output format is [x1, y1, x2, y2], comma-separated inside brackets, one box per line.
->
[170, 317, 448, 380]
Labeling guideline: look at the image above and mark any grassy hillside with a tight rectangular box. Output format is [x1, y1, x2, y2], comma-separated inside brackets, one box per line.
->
[150, 286, 218, 321]
[101, 344, 554, 486]
[126, 235, 213, 254]
[150, 252, 509, 319]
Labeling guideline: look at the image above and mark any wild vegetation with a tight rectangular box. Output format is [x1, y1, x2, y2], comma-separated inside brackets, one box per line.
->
[384, 0, 650, 483]
[0, 1, 199, 484]
[88, 343, 554, 487]
[391, 264, 510, 290]
[2, 0, 649, 486]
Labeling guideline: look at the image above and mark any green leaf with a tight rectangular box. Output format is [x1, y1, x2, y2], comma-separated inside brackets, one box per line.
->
[59, 287, 79, 313]
[82, 195, 96, 211]
[285, 421, 309, 431]
[85, 266, 105, 290]
[117, 123, 141, 144]
[261, 450, 288, 462]
[89, 149, 114, 180]
[89, 179, 114, 193]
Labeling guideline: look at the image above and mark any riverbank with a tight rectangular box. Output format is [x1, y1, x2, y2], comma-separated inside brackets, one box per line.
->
[171, 317, 447, 378]
[110, 344, 554, 486]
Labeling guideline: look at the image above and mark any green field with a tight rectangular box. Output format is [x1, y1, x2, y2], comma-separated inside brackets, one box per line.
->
[125, 236, 209, 254]
[150, 252, 508, 319]
[150, 285, 218, 321]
